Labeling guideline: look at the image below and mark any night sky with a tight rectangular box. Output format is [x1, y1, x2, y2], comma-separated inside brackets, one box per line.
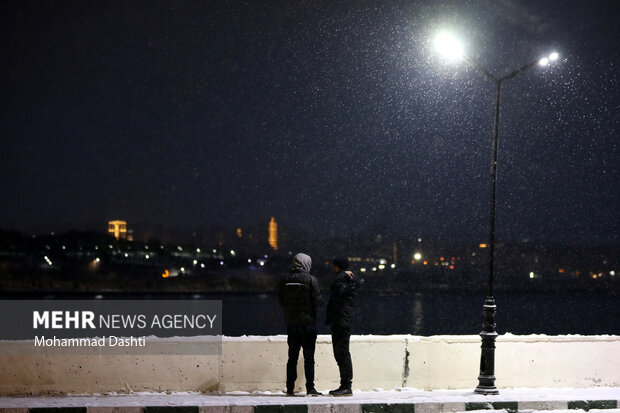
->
[1, 0, 618, 245]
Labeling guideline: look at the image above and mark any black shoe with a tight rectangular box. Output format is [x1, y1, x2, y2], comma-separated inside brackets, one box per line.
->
[330, 388, 352, 397]
[328, 387, 343, 395]
[306, 388, 322, 396]
[286, 390, 295, 397]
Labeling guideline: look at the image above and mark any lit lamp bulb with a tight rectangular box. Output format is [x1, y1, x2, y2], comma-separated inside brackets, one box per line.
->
[434, 32, 464, 61]
[539, 51, 560, 66]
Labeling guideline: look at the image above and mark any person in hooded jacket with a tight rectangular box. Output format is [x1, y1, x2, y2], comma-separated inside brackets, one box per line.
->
[325, 256, 363, 397]
[278, 253, 323, 396]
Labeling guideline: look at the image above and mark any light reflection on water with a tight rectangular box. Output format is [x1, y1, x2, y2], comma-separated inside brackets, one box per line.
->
[214, 290, 619, 337]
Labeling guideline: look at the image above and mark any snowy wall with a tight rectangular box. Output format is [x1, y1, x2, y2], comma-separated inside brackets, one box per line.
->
[0, 334, 618, 395]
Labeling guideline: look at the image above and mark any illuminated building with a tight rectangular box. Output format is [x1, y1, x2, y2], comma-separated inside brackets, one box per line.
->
[268, 217, 278, 250]
[108, 220, 128, 240]
[393, 241, 398, 263]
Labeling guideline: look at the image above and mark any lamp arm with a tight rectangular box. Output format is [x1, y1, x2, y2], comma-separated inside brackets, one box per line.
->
[463, 56, 498, 83]
[501, 59, 538, 81]
[462, 56, 539, 84]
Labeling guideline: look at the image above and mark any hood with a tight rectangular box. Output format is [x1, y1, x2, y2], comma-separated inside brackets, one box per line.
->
[291, 252, 312, 273]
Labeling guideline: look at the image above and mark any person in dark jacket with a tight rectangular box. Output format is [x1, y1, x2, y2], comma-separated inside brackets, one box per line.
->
[279, 252, 323, 396]
[325, 256, 362, 397]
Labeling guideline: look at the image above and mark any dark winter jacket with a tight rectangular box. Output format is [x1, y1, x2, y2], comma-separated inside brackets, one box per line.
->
[279, 255, 322, 327]
[325, 271, 363, 330]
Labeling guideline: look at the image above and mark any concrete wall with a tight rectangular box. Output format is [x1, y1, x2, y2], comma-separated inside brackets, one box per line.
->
[0, 335, 618, 395]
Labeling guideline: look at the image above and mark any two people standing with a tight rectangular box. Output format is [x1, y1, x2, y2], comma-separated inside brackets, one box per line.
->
[279, 253, 362, 397]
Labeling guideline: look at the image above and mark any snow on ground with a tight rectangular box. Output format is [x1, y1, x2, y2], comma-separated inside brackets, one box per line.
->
[0, 388, 618, 408]
[468, 411, 620, 413]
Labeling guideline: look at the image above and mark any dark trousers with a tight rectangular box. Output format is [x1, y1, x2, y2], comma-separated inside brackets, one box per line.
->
[286, 325, 317, 392]
[331, 328, 352, 389]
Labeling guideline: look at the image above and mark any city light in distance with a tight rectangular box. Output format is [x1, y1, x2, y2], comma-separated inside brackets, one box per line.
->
[413, 252, 423, 261]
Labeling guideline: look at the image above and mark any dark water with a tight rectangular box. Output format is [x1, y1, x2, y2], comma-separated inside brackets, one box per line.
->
[6, 291, 617, 336]
[211, 290, 619, 336]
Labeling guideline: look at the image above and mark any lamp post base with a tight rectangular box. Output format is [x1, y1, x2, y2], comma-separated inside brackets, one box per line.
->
[474, 384, 499, 395]
[474, 297, 499, 395]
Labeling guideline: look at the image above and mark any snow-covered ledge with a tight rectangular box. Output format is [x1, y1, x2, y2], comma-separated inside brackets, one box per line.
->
[0, 334, 618, 395]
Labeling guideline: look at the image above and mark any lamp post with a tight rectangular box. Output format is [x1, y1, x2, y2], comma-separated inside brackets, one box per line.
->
[434, 32, 559, 395]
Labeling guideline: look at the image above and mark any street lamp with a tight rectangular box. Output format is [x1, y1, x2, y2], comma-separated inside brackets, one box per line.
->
[434, 31, 559, 395]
